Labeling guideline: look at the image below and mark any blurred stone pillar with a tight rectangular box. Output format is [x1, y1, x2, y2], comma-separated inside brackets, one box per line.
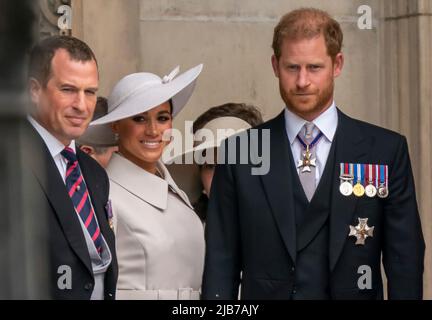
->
[0, 0, 50, 299]
[380, 0, 432, 299]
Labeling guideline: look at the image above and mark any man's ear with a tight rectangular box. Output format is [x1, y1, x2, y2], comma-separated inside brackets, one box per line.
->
[333, 52, 344, 78]
[79, 145, 95, 156]
[271, 55, 280, 78]
[29, 77, 42, 105]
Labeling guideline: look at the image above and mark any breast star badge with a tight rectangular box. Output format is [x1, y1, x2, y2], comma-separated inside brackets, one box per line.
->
[349, 217, 374, 245]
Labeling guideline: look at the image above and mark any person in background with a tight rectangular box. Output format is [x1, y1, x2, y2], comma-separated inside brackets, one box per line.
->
[77, 97, 118, 168]
[91, 64, 205, 300]
[165, 103, 263, 221]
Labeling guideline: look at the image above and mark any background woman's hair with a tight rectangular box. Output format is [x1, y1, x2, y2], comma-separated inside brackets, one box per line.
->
[192, 102, 263, 134]
[192, 102, 264, 221]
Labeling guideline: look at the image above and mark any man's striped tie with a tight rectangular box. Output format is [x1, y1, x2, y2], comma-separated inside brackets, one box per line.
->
[61, 147, 102, 254]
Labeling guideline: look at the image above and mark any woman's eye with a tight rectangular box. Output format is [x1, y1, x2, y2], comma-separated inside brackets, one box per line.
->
[158, 116, 171, 122]
[132, 116, 146, 122]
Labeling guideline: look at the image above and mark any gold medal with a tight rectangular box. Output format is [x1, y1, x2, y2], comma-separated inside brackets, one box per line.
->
[353, 182, 365, 197]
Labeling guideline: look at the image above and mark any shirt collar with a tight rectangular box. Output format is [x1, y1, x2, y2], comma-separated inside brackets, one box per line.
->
[284, 101, 338, 145]
[28, 116, 76, 157]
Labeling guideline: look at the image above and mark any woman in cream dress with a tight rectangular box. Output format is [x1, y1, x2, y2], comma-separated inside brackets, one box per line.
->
[91, 65, 205, 300]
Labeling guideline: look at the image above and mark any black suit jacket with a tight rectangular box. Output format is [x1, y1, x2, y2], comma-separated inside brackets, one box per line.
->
[202, 109, 425, 300]
[23, 121, 118, 299]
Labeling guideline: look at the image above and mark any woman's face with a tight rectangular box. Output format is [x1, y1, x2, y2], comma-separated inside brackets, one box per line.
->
[112, 101, 172, 173]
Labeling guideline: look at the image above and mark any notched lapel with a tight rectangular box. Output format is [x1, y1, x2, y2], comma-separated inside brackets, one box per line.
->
[259, 112, 297, 264]
[24, 124, 93, 274]
[329, 110, 373, 271]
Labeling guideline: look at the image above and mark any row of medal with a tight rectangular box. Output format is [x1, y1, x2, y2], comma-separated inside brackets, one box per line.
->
[339, 163, 389, 198]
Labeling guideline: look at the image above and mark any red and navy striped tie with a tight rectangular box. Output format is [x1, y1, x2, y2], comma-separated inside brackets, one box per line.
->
[61, 147, 102, 254]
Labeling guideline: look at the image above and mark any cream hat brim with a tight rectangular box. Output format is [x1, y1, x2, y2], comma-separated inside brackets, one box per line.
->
[164, 116, 251, 204]
[91, 64, 203, 125]
[76, 123, 117, 147]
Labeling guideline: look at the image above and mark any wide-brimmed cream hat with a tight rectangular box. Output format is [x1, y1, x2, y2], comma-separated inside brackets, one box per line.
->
[77, 122, 117, 147]
[77, 97, 117, 147]
[163, 116, 251, 204]
[91, 64, 203, 125]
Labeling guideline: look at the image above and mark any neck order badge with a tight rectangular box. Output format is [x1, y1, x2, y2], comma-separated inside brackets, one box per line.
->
[296, 131, 324, 173]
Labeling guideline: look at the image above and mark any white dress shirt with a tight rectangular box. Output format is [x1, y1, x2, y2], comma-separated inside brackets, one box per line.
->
[28, 116, 75, 182]
[284, 102, 338, 186]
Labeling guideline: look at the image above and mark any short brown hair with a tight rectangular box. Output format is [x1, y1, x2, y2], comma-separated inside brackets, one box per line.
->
[93, 96, 109, 119]
[28, 35, 97, 87]
[272, 8, 343, 61]
[192, 103, 263, 134]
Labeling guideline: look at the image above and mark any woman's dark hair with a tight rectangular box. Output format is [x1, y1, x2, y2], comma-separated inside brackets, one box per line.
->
[192, 102, 264, 221]
[192, 102, 263, 134]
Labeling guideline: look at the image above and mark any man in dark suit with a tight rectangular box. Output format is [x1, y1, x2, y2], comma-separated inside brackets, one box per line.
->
[202, 8, 425, 300]
[25, 36, 118, 299]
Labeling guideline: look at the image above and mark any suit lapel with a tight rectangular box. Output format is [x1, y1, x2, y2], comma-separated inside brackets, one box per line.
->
[329, 109, 373, 271]
[259, 112, 297, 263]
[24, 123, 93, 274]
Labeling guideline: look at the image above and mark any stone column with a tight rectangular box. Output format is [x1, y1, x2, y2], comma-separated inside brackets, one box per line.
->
[379, 0, 432, 299]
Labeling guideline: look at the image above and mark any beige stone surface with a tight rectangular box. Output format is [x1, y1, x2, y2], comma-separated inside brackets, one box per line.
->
[137, 0, 382, 132]
[76, 0, 141, 97]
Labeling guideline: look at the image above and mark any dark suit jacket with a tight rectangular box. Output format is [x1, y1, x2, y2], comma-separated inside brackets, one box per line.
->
[201, 109, 425, 300]
[23, 121, 118, 299]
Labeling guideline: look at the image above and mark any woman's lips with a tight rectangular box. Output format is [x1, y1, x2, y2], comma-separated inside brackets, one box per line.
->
[140, 140, 162, 149]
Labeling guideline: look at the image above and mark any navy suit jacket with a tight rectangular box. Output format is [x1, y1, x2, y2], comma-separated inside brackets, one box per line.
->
[202, 109, 425, 300]
[23, 121, 118, 299]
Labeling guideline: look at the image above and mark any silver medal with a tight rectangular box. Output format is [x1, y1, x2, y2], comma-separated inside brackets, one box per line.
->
[377, 184, 389, 198]
[365, 184, 377, 198]
[339, 181, 353, 196]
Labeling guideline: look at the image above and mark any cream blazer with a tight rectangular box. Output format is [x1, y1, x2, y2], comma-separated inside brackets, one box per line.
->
[107, 153, 205, 300]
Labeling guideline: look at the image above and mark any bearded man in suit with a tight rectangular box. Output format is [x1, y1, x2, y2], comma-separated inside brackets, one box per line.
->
[202, 8, 425, 300]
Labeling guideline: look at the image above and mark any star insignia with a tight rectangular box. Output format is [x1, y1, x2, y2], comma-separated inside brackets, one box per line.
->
[349, 217, 374, 245]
